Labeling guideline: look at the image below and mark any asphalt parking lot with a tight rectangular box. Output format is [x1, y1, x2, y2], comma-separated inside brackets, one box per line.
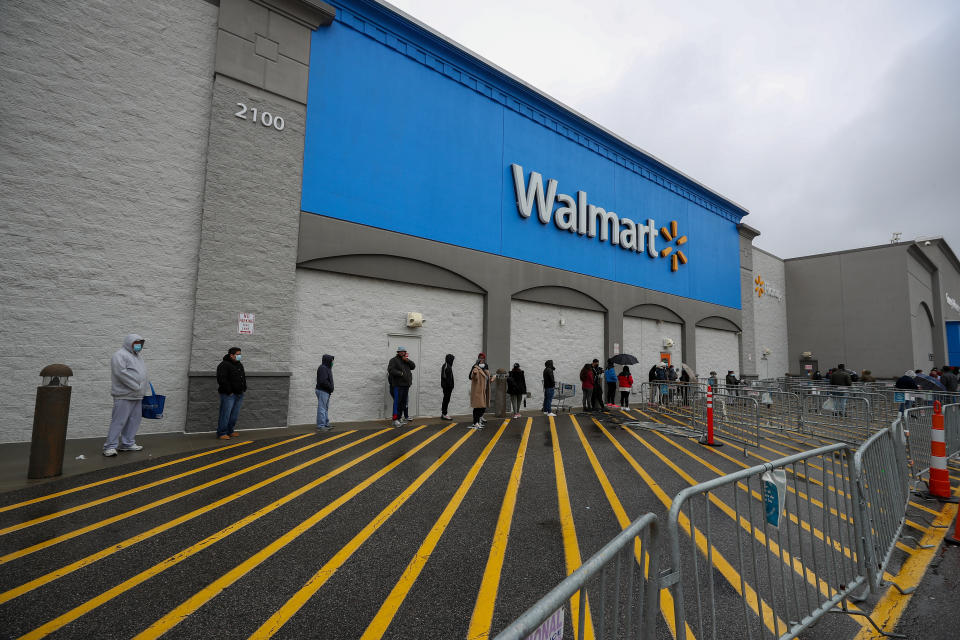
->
[0, 405, 956, 640]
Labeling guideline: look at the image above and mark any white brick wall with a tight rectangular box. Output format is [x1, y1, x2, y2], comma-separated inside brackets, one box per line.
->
[696, 327, 740, 381]
[287, 270, 484, 424]
[509, 300, 604, 403]
[623, 318, 683, 371]
[0, 0, 218, 442]
[752, 248, 790, 379]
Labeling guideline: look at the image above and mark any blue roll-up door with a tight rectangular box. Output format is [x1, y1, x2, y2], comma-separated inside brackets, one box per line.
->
[948, 321, 960, 367]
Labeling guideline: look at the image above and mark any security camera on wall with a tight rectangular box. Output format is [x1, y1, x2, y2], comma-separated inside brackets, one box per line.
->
[406, 312, 425, 328]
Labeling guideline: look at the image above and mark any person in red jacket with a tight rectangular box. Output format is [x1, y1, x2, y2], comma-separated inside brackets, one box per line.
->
[579, 363, 595, 412]
[617, 366, 634, 408]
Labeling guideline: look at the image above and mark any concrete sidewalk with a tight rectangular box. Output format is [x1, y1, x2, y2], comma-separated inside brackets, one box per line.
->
[0, 411, 514, 494]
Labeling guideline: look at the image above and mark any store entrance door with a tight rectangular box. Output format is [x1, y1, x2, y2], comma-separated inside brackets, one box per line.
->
[386, 335, 421, 420]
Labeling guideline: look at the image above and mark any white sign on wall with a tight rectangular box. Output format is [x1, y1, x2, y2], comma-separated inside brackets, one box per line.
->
[238, 312, 255, 335]
[947, 292, 960, 314]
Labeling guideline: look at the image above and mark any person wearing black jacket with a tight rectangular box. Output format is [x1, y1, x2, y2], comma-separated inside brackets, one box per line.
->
[542, 360, 556, 416]
[507, 362, 527, 418]
[591, 359, 605, 411]
[440, 354, 455, 420]
[388, 347, 416, 426]
[315, 354, 334, 431]
[216, 347, 246, 440]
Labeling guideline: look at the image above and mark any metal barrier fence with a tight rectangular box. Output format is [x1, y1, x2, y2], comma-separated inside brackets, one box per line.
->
[637, 381, 702, 409]
[903, 406, 933, 482]
[492, 513, 660, 640]
[946, 403, 960, 461]
[800, 392, 876, 444]
[743, 388, 802, 432]
[690, 391, 760, 448]
[665, 443, 866, 640]
[854, 417, 911, 593]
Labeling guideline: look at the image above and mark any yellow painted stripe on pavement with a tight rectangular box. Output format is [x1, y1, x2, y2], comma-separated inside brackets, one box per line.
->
[549, 416, 595, 640]
[573, 417, 694, 640]
[466, 419, 532, 640]
[360, 420, 515, 640]
[0, 434, 314, 536]
[600, 422, 786, 636]
[20, 426, 432, 640]
[0, 430, 376, 605]
[247, 424, 475, 639]
[0, 432, 349, 566]
[851, 495, 959, 639]
[0, 440, 251, 513]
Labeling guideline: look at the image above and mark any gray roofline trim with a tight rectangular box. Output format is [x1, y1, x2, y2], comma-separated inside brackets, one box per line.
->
[783, 240, 916, 262]
[328, 0, 749, 223]
[298, 254, 486, 293]
[752, 245, 785, 262]
[933, 239, 960, 273]
[907, 245, 938, 274]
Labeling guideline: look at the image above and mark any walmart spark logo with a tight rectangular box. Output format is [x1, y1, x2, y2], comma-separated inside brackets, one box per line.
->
[659, 221, 688, 272]
[755, 275, 765, 297]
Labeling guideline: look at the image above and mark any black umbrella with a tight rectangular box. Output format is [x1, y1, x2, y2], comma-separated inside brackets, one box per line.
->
[610, 353, 639, 365]
[915, 373, 946, 391]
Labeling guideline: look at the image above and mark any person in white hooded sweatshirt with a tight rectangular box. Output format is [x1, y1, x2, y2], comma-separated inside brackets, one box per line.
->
[103, 333, 150, 456]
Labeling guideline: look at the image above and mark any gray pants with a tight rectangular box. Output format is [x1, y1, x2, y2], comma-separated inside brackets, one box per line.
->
[510, 394, 522, 413]
[105, 398, 143, 451]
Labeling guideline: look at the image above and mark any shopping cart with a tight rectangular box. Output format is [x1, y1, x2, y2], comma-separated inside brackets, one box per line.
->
[552, 382, 577, 413]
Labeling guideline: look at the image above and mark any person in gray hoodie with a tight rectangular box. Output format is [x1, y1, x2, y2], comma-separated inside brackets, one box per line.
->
[104, 333, 149, 456]
[315, 354, 334, 431]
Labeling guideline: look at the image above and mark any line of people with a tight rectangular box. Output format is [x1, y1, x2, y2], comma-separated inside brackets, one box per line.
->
[578, 359, 635, 411]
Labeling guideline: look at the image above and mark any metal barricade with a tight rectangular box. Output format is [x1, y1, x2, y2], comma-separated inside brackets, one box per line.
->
[665, 443, 867, 640]
[742, 388, 802, 432]
[493, 513, 660, 640]
[690, 391, 760, 448]
[639, 381, 700, 409]
[799, 391, 875, 444]
[903, 406, 933, 481]
[854, 418, 911, 592]
[946, 403, 960, 460]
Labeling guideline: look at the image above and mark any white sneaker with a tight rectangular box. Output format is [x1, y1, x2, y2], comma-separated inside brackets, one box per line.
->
[469, 423, 481, 430]
[103, 448, 118, 457]
[118, 444, 143, 452]
[392, 420, 402, 427]
[442, 414, 452, 420]
[546, 412, 557, 417]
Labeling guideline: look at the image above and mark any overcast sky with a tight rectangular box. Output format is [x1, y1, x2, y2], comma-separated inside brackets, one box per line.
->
[388, 0, 959, 259]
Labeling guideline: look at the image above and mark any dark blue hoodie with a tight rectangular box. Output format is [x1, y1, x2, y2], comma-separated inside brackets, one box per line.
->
[316, 354, 334, 393]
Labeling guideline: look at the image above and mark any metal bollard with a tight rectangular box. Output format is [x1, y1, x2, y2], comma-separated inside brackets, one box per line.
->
[28, 364, 74, 479]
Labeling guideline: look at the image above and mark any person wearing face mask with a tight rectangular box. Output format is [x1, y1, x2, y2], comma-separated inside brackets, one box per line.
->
[216, 347, 247, 439]
[469, 353, 491, 429]
[103, 333, 149, 456]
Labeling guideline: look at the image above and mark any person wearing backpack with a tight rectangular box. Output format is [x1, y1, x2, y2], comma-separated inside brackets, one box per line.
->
[507, 362, 527, 418]
[440, 354, 455, 420]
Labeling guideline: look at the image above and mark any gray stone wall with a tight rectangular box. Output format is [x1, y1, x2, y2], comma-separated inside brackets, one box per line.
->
[623, 318, 683, 371]
[752, 248, 789, 379]
[286, 269, 484, 424]
[509, 300, 604, 401]
[186, 373, 291, 433]
[696, 327, 740, 382]
[0, 0, 218, 441]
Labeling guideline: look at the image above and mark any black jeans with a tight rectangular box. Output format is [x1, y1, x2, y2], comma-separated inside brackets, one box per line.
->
[472, 407, 486, 424]
[620, 391, 630, 406]
[441, 387, 452, 415]
[605, 382, 616, 405]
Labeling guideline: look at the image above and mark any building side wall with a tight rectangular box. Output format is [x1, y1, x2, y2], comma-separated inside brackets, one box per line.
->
[287, 270, 483, 424]
[622, 318, 683, 371]
[510, 301, 604, 399]
[907, 252, 936, 370]
[752, 249, 789, 379]
[0, 0, 218, 441]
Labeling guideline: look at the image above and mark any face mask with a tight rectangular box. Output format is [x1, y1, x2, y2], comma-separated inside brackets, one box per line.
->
[235, 354, 242, 361]
[480, 363, 487, 369]
[133, 344, 143, 353]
